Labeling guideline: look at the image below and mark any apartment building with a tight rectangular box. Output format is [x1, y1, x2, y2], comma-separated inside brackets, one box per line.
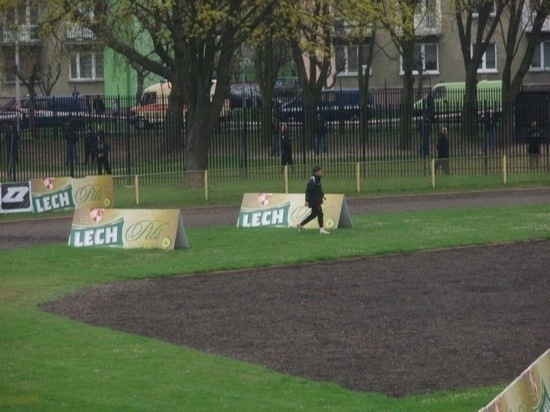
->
[0, 0, 549, 100]
[331, 0, 550, 89]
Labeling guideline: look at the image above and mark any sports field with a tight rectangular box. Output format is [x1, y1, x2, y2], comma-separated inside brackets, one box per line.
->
[1, 189, 549, 411]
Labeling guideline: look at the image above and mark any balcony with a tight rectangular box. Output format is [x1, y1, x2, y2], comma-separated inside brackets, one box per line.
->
[333, 20, 372, 40]
[415, 11, 441, 36]
[522, 2, 550, 33]
[1, 25, 40, 45]
[65, 25, 96, 44]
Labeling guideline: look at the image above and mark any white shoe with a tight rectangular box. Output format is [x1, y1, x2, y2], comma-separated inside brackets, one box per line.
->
[296, 224, 303, 232]
[319, 228, 330, 235]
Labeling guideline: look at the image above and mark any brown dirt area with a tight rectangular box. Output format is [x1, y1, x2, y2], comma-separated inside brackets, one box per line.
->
[3, 188, 550, 397]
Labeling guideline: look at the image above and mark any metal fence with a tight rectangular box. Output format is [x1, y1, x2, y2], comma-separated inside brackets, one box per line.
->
[2, 87, 549, 183]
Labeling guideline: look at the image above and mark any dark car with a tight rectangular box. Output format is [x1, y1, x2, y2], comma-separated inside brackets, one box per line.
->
[0, 98, 19, 127]
[274, 77, 300, 101]
[19, 95, 91, 129]
[229, 83, 261, 109]
[278, 88, 374, 122]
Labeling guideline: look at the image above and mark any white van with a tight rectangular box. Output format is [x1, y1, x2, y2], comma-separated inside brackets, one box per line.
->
[414, 80, 502, 121]
[130, 80, 229, 129]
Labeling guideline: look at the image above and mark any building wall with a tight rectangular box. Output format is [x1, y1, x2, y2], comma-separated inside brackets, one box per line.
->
[332, 1, 550, 90]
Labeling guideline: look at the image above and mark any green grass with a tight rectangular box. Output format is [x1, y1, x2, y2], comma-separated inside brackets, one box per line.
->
[1, 171, 548, 223]
[1, 204, 549, 411]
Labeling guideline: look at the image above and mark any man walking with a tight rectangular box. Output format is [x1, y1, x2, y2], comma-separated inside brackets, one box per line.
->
[297, 165, 330, 234]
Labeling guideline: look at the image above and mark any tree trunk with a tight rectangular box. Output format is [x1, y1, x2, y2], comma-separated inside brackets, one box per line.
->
[302, 88, 320, 157]
[358, 35, 375, 161]
[400, 40, 415, 149]
[463, 72, 478, 141]
[184, 114, 215, 187]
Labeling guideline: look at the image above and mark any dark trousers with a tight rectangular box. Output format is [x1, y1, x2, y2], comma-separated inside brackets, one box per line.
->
[300, 204, 324, 228]
[97, 156, 112, 175]
[435, 158, 450, 175]
[84, 149, 96, 165]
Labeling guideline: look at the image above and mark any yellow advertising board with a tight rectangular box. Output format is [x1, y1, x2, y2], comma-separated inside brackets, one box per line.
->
[68, 208, 189, 249]
[30, 175, 114, 213]
[479, 349, 550, 412]
[237, 193, 353, 229]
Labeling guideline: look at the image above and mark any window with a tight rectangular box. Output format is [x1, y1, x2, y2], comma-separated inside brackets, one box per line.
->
[530, 41, 550, 71]
[415, 0, 438, 25]
[70, 51, 103, 81]
[475, 43, 497, 73]
[2, 1, 40, 42]
[472, 0, 496, 17]
[334, 44, 371, 75]
[400, 43, 439, 74]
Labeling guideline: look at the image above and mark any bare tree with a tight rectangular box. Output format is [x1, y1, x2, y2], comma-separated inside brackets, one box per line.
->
[455, 0, 505, 138]
[252, 14, 294, 149]
[499, 0, 550, 135]
[286, 0, 334, 155]
[335, 0, 383, 159]
[0, 0, 65, 138]
[381, 0, 421, 148]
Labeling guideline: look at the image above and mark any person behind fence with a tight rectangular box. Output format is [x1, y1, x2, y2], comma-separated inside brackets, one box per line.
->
[281, 123, 293, 166]
[483, 110, 496, 154]
[270, 113, 280, 156]
[95, 128, 112, 175]
[4, 122, 20, 168]
[526, 120, 542, 171]
[64, 121, 79, 166]
[296, 165, 330, 235]
[435, 126, 450, 175]
[93, 95, 105, 116]
[83, 126, 96, 165]
[418, 112, 432, 157]
[315, 114, 328, 154]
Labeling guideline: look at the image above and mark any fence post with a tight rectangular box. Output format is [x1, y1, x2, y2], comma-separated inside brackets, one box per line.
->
[284, 165, 288, 194]
[355, 162, 361, 193]
[204, 169, 208, 201]
[502, 155, 507, 184]
[431, 158, 436, 188]
[134, 175, 139, 205]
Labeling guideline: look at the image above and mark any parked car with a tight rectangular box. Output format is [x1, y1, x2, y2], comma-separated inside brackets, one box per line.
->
[0, 95, 92, 129]
[274, 77, 300, 101]
[229, 83, 261, 109]
[22, 95, 91, 129]
[277, 88, 374, 122]
[0, 97, 19, 127]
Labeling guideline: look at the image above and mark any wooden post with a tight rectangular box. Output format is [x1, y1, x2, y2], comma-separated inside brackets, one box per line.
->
[284, 165, 289, 194]
[204, 169, 208, 201]
[134, 175, 139, 205]
[502, 155, 507, 184]
[355, 162, 361, 193]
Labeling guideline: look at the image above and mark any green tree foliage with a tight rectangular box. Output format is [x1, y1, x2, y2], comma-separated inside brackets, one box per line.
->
[54, 0, 276, 180]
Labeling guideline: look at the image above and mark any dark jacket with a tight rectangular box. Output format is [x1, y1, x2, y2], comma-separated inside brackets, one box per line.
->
[436, 132, 449, 159]
[64, 127, 78, 146]
[305, 175, 325, 207]
[527, 126, 542, 154]
[84, 130, 96, 151]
